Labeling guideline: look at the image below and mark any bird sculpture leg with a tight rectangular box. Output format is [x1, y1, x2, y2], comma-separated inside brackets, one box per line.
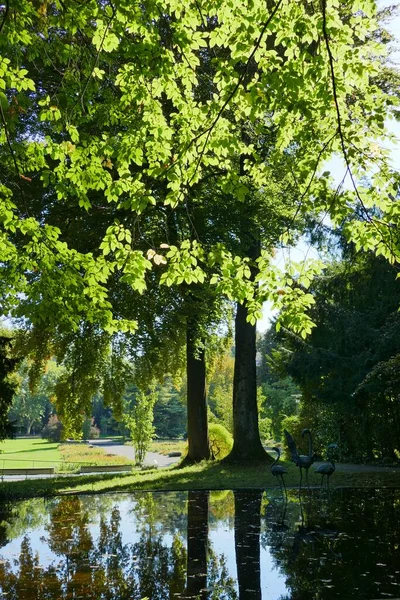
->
[305, 468, 310, 488]
[320, 474, 325, 489]
[280, 474, 287, 499]
[299, 468, 303, 491]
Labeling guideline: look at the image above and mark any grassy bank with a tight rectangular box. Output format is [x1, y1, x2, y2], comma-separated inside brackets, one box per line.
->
[1, 458, 399, 501]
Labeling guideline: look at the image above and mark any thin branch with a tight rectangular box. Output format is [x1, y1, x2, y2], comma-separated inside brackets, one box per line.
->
[287, 129, 339, 233]
[0, 0, 9, 35]
[0, 101, 20, 177]
[321, 0, 398, 260]
[322, 0, 376, 225]
[187, 0, 284, 181]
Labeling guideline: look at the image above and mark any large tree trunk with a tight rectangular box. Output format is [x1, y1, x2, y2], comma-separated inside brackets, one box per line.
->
[226, 301, 268, 462]
[184, 318, 210, 463]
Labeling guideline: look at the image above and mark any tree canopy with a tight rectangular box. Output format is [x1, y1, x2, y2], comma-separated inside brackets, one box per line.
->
[1, 0, 399, 337]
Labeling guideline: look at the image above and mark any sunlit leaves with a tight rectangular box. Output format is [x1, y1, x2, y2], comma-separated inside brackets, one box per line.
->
[0, 0, 399, 341]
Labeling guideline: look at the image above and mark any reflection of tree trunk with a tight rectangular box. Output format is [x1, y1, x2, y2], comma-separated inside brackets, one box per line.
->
[185, 317, 210, 463]
[227, 297, 267, 462]
[185, 490, 209, 599]
[234, 490, 262, 600]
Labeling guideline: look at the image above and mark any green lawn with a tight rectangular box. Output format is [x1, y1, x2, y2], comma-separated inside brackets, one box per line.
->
[0, 437, 133, 472]
[0, 438, 61, 468]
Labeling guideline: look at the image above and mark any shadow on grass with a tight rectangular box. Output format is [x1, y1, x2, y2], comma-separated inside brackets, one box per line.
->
[2, 447, 59, 455]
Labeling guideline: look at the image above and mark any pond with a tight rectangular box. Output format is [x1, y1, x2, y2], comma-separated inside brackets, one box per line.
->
[0, 488, 399, 599]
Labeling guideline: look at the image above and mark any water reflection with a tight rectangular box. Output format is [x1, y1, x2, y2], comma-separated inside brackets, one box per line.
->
[0, 488, 399, 599]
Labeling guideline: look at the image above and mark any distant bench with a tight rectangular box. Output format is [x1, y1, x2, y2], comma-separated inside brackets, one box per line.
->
[0, 467, 54, 479]
[79, 465, 133, 474]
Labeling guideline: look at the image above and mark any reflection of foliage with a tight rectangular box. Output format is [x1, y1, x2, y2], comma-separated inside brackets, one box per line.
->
[209, 490, 235, 523]
[264, 489, 400, 600]
[0, 494, 189, 599]
[0, 489, 399, 599]
[4, 497, 52, 542]
[131, 491, 188, 538]
[208, 547, 238, 600]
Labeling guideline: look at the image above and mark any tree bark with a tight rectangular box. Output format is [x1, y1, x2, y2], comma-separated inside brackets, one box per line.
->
[226, 300, 268, 462]
[184, 318, 210, 462]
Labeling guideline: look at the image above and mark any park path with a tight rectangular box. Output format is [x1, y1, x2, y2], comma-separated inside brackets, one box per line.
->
[323, 461, 399, 473]
[264, 448, 399, 473]
[88, 439, 181, 468]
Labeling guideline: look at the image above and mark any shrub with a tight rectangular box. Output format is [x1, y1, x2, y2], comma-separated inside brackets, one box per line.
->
[209, 423, 233, 460]
[82, 417, 100, 440]
[41, 415, 63, 443]
[258, 417, 273, 443]
[90, 424, 100, 439]
[124, 389, 156, 466]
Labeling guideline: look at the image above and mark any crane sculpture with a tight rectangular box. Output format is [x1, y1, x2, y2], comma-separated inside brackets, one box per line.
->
[284, 428, 316, 488]
[270, 447, 287, 496]
[314, 443, 338, 489]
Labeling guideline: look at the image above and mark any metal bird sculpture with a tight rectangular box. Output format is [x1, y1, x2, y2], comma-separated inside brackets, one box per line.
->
[314, 443, 338, 489]
[270, 446, 287, 495]
[284, 428, 317, 488]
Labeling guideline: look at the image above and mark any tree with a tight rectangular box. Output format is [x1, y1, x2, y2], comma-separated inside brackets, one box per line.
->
[0, 331, 22, 440]
[123, 386, 157, 465]
[9, 359, 62, 434]
[273, 250, 400, 461]
[152, 379, 186, 439]
[257, 328, 300, 440]
[207, 348, 235, 433]
[2, 0, 398, 333]
[1, 0, 399, 462]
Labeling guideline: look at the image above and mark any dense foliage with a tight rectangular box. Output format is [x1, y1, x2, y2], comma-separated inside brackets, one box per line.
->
[0, 332, 21, 440]
[262, 251, 400, 461]
[1, 0, 399, 334]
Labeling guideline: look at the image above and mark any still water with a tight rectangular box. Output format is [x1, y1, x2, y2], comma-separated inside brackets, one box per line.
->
[0, 488, 399, 599]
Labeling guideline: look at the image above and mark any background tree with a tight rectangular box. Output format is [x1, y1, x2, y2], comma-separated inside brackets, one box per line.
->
[8, 359, 62, 435]
[257, 329, 300, 441]
[123, 386, 157, 465]
[0, 330, 22, 440]
[272, 249, 400, 461]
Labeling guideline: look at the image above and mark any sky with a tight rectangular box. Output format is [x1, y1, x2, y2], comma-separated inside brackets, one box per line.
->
[257, 1, 400, 332]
